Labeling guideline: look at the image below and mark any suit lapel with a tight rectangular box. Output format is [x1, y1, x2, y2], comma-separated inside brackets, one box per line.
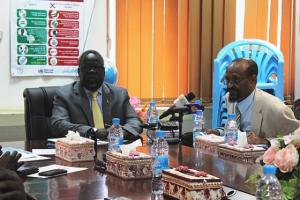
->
[251, 89, 263, 136]
[102, 83, 111, 128]
[74, 82, 93, 126]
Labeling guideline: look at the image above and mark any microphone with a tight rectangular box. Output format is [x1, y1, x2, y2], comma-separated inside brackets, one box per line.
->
[159, 92, 196, 119]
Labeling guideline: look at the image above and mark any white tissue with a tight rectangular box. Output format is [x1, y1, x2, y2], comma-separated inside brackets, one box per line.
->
[237, 131, 248, 147]
[61, 130, 93, 144]
[66, 130, 82, 140]
[119, 139, 143, 155]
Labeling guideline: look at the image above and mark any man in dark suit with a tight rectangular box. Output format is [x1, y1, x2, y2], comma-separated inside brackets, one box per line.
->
[51, 50, 142, 140]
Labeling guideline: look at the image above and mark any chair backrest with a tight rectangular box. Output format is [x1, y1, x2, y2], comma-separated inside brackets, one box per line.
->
[23, 86, 60, 140]
[212, 39, 284, 128]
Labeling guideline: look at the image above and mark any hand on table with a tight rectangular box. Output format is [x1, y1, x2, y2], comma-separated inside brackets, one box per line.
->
[0, 168, 26, 200]
[0, 151, 23, 171]
[95, 128, 108, 141]
[247, 132, 267, 145]
[206, 129, 220, 136]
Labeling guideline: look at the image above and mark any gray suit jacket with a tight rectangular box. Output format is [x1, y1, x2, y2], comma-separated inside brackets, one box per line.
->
[225, 89, 300, 138]
[51, 81, 142, 137]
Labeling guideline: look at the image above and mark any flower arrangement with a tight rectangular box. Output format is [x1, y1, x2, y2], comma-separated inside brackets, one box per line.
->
[129, 97, 148, 123]
[247, 128, 300, 200]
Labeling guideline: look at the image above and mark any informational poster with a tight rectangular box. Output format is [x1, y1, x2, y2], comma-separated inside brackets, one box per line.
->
[10, 0, 84, 76]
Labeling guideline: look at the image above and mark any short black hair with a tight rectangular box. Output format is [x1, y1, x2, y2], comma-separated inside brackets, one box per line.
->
[232, 58, 258, 77]
[78, 50, 104, 69]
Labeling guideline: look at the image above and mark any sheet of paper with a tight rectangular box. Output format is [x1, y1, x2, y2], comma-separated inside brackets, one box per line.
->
[27, 164, 88, 178]
[32, 149, 56, 155]
[47, 138, 63, 143]
[1, 147, 51, 162]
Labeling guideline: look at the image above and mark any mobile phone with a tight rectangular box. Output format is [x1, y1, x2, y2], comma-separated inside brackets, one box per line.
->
[17, 166, 39, 176]
[38, 169, 67, 177]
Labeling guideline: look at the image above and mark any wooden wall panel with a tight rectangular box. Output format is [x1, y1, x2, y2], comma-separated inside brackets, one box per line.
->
[165, 0, 179, 98]
[256, 0, 268, 40]
[281, 0, 292, 97]
[189, 0, 201, 98]
[200, 0, 213, 101]
[269, 0, 278, 45]
[116, 0, 128, 87]
[212, 0, 224, 58]
[127, 0, 141, 96]
[178, 0, 189, 94]
[244, 0, 258, 38]
[140, 0, 153, 98]
[153, 0, 165, 98]
[223, 0, 236, 45]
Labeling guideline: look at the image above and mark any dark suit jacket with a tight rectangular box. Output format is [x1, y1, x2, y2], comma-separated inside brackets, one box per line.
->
[51, 81, 142, 137]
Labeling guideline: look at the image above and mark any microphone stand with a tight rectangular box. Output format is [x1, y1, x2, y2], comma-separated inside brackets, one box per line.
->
[169, 111, 184, 140]
[90, 129, 106, 172]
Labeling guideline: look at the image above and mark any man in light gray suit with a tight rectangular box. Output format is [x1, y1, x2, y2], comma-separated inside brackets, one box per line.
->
[51, 50, 142, 140]
[209, 58, 299, 144]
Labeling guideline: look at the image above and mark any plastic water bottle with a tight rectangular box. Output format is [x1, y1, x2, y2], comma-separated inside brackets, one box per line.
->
[256, 165, 282, 200]
[193, 109, 205, 147]
[224, 113, 238, 145]
[108, 118, 124, 151]
[151, 130, 169, 195]
[147, 101, 158, 126]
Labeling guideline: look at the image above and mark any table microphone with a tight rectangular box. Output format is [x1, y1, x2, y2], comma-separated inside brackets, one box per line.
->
[159, 92, 195, 120]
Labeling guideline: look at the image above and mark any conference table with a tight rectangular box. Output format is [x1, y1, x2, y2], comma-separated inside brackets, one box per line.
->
[2, 140, 258, 200]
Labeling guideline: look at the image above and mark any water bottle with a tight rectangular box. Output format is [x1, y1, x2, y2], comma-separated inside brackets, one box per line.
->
[147, 101, 158, 126]
[151, 130, 169, 195]
[193, 109, 205, 147]
[256, 165, 282, 200]
[108, 118, 124, 152]
[224, 113, 238, 145]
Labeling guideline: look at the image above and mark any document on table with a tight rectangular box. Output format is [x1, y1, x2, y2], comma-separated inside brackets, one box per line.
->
[27, 164, 88, 178]
[1, 147, 51, 162]
[32, 149, 56, 155]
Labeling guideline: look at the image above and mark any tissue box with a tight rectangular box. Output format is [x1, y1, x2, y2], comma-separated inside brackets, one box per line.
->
[106, 151, 152, 179]
[162, 167, 225, 200]
[55, 138, 95, 162]
[194, 135, 224, 154]
[217, 143, 265, 163]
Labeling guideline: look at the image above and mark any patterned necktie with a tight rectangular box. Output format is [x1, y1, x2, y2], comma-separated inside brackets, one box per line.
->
[91, 91, 104, 128]
[235, 103, 241, 129]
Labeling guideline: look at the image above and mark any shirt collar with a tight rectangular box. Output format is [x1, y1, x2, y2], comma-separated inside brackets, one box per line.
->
[237, 89, 255, 113]
[84, 86, 102, 96]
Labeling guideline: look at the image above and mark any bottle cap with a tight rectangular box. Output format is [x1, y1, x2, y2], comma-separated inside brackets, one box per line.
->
[112, 118, 120, 125]
[196, 109, 203, 115]
[156, 130, 165, 138]
[150, 101, 156, 106]
[263, 165, 277, 175]
[227, 113, 236, 119]
[194, 99, 202, 105]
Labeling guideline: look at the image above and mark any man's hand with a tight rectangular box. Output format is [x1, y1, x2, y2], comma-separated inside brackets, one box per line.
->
[95, 128, 108, 141]
[206, 129, 220, 135]
[0, 168, 26, 200]
[247, 132, 268, 144]
[0, 151, 24, 171]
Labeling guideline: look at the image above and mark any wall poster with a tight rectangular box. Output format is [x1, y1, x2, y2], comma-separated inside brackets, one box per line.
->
[10, 0, 84, 76]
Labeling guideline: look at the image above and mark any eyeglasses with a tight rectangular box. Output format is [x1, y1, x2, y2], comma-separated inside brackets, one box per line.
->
[221, 75, 245, 86]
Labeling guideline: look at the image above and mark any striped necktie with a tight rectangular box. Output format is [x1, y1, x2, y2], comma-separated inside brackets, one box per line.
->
[91, 91, 104, 128]
[235, 104, 241, 129]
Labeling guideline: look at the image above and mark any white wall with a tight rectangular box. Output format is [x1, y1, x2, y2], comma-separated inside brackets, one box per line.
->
[0, 0, 107, 112]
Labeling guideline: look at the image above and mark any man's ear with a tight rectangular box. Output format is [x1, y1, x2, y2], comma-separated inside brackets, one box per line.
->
[250, 74, 257, 83]
[77, 67, 80, 76]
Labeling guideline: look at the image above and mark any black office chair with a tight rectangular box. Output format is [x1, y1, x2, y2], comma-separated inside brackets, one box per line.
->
[23, 86, 60, 140]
